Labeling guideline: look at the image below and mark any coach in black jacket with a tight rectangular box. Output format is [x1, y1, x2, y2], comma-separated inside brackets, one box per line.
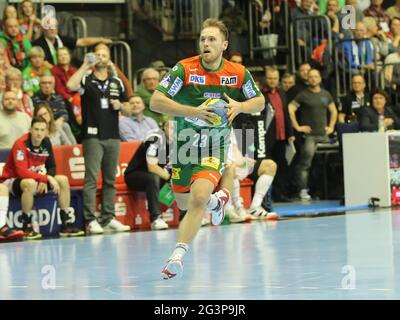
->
[262, 66, 295, 201]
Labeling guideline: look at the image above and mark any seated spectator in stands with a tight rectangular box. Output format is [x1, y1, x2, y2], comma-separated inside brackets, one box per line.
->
[325, 0, 344, 38]
[18, 0, 41, 42]
[359, 89, 400, 131]
[387, 0, 400, 20]
[387, 18, 400, 53]
[1, 5, 18, 28]
[0, 183, 25, 241]
[0, 18, 32, 70]
[0, 116, 84, 240]
[136, 68, 167, 126]
[150, 60, 169, 80]
[384, 43, 400, 89]
[364, 16, 389, 61]
[288, 69, 338, 201]
[363, 0, 390, 32]
[124, 126, 171, 231]
[0, 90, 30, 148]
[228, 51, 243, 64]
[119, 95, 159, 141]
[287, 62, 310, 101]
[94, 43, 133, 98]
[338, 74, 370, 123]
[32, 17, 112, 67]
[341, 21, 374, 71]
[22, 46, 51, 97]
[281, 72, 295, 92]
[32, 75, 76, 144]
[2, 68, 34, 116]
[0, 43, 12, 95]
[34, 103, 76, 145]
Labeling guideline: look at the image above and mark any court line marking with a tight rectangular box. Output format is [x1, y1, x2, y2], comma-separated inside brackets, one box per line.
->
[299, 287, 320, 290]
[155, 285, 174, 288]
[191, 285, 210, 288]
[369, 288, 392, 291]
[265, 286, 285, 289]
[81, 285, 102, 288]
[225, 285, 248, 288]
[8, 286, 28, 288]
[119, 285, 138, 288]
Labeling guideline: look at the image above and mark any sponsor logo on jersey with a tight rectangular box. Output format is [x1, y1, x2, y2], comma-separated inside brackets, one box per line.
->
[172, 168, 181, 180]
[110, 82, 118, 89]
[201, 156, 220, 169]
[172, 66, 178, 72]
[257, 120, 266, 158]
[243, 80, 257, 99]
[203, 92, 221, 99]
[220, 76, 237, 86]
[160, 75, 172, 88]
[168, 77, 183, 97]
[16, 150, 24, 161]
[146, 143, 158, 157]
[188, 74, 206, 85]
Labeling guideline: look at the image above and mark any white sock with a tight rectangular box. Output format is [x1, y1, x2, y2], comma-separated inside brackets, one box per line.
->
[225, 198, 234, 210]
[250, 174, 274, 209]
[0, 196, 9, 228]
[232, 179, 242, 208]
[170, 242, 189, 259]
[206, 194, 219, 211]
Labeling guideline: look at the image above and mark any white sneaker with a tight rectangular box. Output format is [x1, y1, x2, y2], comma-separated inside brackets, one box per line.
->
[103, 218, 131, 232]
[247, 207, 268, 220]
[210, 188, 230, 226]
[299, 189, 311, 201]
[201, 217, 210, 227]
[236, 206, 253, 223]
[161, 254, 183, 280]
[88, 220, 104, 234]
[151, 217, 169, 230]
[226, 207, 246, 223]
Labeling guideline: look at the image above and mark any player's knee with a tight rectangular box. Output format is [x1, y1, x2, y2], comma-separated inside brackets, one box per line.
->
[0, 184, 7, 196]
[55, 175, 69, 188]
[21, 179, 37, 193]
[260, 160, 277, 176]
[190, 193, 210, 209]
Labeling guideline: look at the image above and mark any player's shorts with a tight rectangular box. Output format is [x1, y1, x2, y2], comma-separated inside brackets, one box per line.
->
[2, 178, 50, 197]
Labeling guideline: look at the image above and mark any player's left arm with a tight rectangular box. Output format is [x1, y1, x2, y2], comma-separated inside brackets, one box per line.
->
[326, 102, 338, 135]
[225, 69, 265, 123]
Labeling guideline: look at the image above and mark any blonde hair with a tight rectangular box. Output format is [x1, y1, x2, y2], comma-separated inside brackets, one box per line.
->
[27, 46, 45, 59]
[201, 18, 229, 41]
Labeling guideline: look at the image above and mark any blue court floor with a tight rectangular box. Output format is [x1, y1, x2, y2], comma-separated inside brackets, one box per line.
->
[1, 208, 400, 300]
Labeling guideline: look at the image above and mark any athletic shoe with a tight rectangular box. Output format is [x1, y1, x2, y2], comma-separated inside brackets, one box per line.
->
[59, 224, 85, 237]
[151, 217, 169, 231]
[24, 226, 42, 240]
[161, 254, 183, 280]
[0, 226, 24, 240]
[226, 208, 246, 223]
[236, 206, 253, 223]
[87, 220, 104, 234]
[247, 207, 269, 220]
[299, 189, 311, 201]
[210, 188, 230, 226]
[103, 218, 131, 232]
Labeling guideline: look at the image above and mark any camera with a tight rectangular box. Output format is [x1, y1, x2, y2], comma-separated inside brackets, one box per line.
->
[85, 53, 98, 65]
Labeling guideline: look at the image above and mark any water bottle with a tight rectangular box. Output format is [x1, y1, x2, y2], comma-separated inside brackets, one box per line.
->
[378, 114, 385, 133]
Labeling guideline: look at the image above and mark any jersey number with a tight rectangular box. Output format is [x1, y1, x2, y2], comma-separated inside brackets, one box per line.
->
[193, 133, 207, 148]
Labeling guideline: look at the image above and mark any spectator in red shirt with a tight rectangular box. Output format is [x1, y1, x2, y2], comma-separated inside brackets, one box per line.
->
[0, 116, 84, 240]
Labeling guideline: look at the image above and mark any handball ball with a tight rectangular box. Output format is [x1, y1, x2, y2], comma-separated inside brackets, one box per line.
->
[207, 98, 229, 127]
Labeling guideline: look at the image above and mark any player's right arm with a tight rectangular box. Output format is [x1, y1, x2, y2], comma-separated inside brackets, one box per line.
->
[150, 63, 216, 122]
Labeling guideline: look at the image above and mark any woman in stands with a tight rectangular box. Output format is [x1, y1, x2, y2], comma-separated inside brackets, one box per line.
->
[33, 103, 76, 145]
[18, 0, 42, 41]
[1, 5, 18, 28]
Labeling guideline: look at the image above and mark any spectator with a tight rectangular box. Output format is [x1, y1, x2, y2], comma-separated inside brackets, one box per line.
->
[124, 126, 171, 231]
[18, 0, 41, 41]
[281, 72, 296, 92]
[136, 68, 167, 126]
[22, 46, 51, 97]
[0, 116, 85, 239]
[34, 103, 76, 145]
[359, 89, 400, 131]
[341, 21, 374, 71]
[288, 69, 338, 201]
[2, 68, 34, 117]
[67, 43, 131, 234]
[338, 74, 370, 123]
[0, 18, 32, 70]
[1, 5, 18, 27]
[363, 0, 390, 32]
[51, 47, 81, 124]
[0, 183, 24, 241]
[387, 0, 400, 20]
[387, 17, 400, 53]
[0, 43, 12, 95]
[262, 66, 295, 202]
[228, 51, 243, 64]
[0, 90, 30, 148]
[32, 17, 112, 66]
[119, 95, 159, 141]
[150, 59, 169, 79]
[364, 16, 389, 61]
[384, 43, 400, 88]
[287, 62, 310, 101]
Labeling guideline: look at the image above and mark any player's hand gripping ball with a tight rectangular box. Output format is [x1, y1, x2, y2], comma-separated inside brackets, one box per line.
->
[207, 98, 230, 127]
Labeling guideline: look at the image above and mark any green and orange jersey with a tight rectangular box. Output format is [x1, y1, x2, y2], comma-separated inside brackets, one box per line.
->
[155, 55, 262, 133]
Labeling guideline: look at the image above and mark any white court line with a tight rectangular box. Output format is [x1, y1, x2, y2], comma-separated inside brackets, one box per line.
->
[225, 285, 248, 288]
[155, 285, 174, 288]
[119, 285, 138, 288]
[335, 288, 356, 290]
[82, 285, 102, 288]
[369, 288, 392, 291]
[299, 287, 320, 290]
[191, 285, 210, 288]
[265, 286, 285, 289]
[8, 286, 28, 289]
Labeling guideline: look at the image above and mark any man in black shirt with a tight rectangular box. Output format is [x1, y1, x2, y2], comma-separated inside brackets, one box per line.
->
[124, 125, 171, 231]
[288, 69, 338, 201]
[33, 18, 112, 66]
[67, 44, 130, 234]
